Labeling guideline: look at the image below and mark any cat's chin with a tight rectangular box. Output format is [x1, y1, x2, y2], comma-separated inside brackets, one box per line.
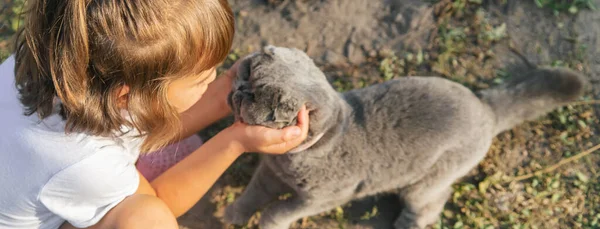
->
[288, 132, 325, 153]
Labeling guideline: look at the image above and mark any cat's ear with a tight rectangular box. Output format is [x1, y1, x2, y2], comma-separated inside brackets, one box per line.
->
[263, 45, 276, 56]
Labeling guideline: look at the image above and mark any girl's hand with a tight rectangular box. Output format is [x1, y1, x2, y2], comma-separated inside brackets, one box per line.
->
[221, 53, 258, 89]
[226, 105, 310, 154]
[222, 59, 241, 85]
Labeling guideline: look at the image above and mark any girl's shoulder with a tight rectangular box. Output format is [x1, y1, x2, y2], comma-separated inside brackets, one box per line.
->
[1, 55, 142, 170]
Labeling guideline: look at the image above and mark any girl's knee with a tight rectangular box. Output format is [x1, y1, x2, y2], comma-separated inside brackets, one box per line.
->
[115, 195, 178, 229]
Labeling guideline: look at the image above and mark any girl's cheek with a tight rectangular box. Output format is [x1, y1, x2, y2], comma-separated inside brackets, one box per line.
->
[195, 84, 208, 98]
[186, 84, 208, 107]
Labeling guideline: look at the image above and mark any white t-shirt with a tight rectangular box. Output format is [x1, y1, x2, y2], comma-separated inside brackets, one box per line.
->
[0, 56, 143, 229]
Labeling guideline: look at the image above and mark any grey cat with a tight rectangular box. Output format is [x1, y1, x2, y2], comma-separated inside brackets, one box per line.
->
[224, 46, 587, 229]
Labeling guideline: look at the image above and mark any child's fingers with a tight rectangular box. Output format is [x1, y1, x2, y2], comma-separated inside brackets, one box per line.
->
[223, 61, 241, 80]
[231, 105, 310, 154]
[229, 59, 242, 73]
[266, 106, 310, 152]
[223, 55, 248, 81]
[296, 105, 309, 133]
[262, 105, 309, 143]
[279, 105, 309, 141]
[290, 105, 309, 143]
[280, 126, 302, 142]
[226, 53, 257, 77]
[243, 124, 299, 145]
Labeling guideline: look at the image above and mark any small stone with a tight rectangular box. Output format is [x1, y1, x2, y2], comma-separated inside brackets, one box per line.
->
[323, 50, 348, 67]
[346, 44, 365, 65]
[395, 13, 406, 26]
[295, 1, 308, 13]
[361, 41, 373, 53]
[378, 48, 394, 58]
[326, 21, 334, 28]
[368, 50, 377, 58]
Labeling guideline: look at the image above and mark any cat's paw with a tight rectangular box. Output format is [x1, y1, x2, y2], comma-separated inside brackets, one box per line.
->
[223, 203, 253, 225]
[394, 221, 421, 229]
[259, 214, 291, 229]
[393, 212, 423, 229]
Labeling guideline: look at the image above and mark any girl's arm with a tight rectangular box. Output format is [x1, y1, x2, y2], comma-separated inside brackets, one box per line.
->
[145, 106, 309, 217]
[177, 72, 233, 139]
[62, 136, 256, 229]
[60, 107, 309, 229]
[145, 130, 243, 216]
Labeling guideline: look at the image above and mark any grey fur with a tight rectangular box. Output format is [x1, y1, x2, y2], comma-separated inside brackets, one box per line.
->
[224, 46, 587, 229]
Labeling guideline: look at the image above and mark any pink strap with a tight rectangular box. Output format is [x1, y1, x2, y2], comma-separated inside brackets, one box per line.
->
[136, 135, 203, 181]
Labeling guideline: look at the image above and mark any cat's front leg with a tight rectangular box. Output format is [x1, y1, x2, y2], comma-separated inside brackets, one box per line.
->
[260, 195, 351, 229]
[394, 186, 451, 229]
[224, 163, 291, 225]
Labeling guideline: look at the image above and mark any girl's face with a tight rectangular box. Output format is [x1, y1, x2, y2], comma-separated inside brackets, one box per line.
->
[167, 68, 217, 113]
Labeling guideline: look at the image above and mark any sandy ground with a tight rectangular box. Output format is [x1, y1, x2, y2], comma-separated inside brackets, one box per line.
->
[180, 1, 600, 228]
[1, 0, 599, 228]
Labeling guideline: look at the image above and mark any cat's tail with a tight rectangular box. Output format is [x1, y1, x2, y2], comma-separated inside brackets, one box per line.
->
[478, 66, 587, 135]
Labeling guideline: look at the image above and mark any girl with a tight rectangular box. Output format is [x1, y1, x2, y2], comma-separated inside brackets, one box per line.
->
[0, 0, 310, 229]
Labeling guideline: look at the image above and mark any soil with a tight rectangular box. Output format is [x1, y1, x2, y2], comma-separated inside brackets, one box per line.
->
[2, 0, 599, 228]
[179, 1, 600, 228]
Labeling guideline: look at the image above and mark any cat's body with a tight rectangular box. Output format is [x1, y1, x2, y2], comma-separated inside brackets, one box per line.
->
[224, 46, 587, 229]
[261, 77, 494, 198]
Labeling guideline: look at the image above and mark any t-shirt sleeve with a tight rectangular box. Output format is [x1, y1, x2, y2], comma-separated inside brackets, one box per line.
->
[39, 147, 140, 228]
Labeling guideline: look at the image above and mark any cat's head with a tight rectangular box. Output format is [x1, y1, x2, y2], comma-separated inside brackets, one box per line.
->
[227, 46, 340, 152]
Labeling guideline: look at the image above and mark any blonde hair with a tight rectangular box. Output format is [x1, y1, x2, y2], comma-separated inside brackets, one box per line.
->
[14, 0, 234, 152]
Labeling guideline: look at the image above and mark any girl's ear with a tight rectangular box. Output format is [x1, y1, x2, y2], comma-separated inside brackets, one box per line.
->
[117, 85, 130, 109]
[118, 85, 130, 97]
